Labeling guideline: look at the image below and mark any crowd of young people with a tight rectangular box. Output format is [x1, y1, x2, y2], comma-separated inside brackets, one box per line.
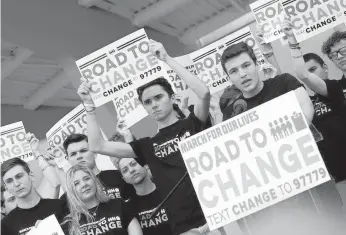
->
[1, 18, 346, 235]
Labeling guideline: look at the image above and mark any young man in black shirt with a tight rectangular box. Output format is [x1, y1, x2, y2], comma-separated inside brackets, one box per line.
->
[78, 39, 213, 235]
[220, 42, 314, 123]
[1, 158, 67, 235]
[281, 18, 346, 213]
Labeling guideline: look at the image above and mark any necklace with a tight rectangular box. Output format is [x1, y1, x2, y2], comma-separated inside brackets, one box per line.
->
[90, 205, 99, 217]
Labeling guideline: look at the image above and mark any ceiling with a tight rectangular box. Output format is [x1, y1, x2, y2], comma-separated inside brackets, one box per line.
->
[1, 0, 256, 110]
[85, 0, 255, 45]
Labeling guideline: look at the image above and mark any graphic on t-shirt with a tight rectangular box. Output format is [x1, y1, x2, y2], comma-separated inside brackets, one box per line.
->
[80, 216, 123, 235]
[269, 112, 307, 141]
[232, 99, 247, 117]
[138, 208, 168, 229]
[313, 100, 332, 117]
[153, 132, 191, 158]
[343, 89, 346, 99]
[104, 187, 121, 199]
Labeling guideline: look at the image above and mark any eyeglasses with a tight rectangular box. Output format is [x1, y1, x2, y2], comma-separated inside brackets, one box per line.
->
[328, 46, 346, 60]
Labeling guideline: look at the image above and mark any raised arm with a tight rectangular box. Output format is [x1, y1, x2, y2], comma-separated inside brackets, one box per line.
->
[77, 82, 137, 159]
[26, 133, 61, 198]
[149, 39, 211, 123]
[282, 16, 328, 97]
[255, 23, 282, 75]
[294, 87, 314, 125]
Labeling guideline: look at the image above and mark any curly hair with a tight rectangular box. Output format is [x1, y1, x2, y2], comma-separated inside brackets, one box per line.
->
[321, 31, 346, 55]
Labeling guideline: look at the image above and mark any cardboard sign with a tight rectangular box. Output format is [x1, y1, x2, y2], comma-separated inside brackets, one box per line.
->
[26, 215, 65, 235]
[165, 55, 195, 92]
[251, 0, 285, 42]
[190, 27, 265, 94]
[113, 90, 148, 127]
[0, 121, 34, 163]
[76, 29, 169, 107]
[179, 91, 330, 230]
[281, 0, 346, 42]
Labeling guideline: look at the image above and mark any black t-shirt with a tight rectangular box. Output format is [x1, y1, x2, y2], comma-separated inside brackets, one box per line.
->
[128, 189, 172, 235]
[60, 170, 124, 207]
[1, 199, 67, 235]
[221, 73, 303, 121]
[325, 75, 346, 118]
[74, 200, 134, 235]
[310, 93, 346, 182]
[129, 113, 206, 235]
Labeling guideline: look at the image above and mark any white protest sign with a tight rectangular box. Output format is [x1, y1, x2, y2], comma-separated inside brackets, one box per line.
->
[113, 90, 148, 128]
[46, 104, 87, 159]
[0, 121, 34, 163]
[281, 0, 346, 42]
[164, 55, 195, 92]
[76, 29, 169, 107]
[26, 215, 65, 235]
[190, 26, 265, 94]
[179, 91, 330, 230]
[251, 0, 285, 42]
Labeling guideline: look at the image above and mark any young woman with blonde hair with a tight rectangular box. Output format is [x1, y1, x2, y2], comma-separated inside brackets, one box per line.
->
[63, 164, 142, 235]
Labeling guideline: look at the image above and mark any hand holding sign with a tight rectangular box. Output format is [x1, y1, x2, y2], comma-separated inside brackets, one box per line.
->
[149, 39, 169, 62]
[281, 15, 297, 43]
[255, 24, 273, 54]
[77, 80, 96, 113]
[26, 133, 40, 156]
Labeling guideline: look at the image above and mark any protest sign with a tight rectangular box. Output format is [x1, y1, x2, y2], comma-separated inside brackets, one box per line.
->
[281, 0, 346, 42]
[251, 0, 285, 42]
[76, 29, 169, 107]
[113, 90, 148, 128]
[164, 55, 195, 92]
[0, 121, 34, 163]
[179, 91, 330, 230]
[46, 104, 87, 159]
[26, 215, 65, 235]
[190, 26, 265, 94]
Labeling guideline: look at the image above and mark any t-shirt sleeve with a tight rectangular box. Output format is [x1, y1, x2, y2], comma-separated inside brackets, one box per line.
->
[325, 79, 343, 103]
[129, 138, 153, 166]
[121, 201, 136, 228]
[281, 73, 304, 92]
[59, 193, 70, 217]
[187, 111, 205, 132]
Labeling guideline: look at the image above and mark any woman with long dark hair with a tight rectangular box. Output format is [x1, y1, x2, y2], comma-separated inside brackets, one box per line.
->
[63, 164, 142, 235]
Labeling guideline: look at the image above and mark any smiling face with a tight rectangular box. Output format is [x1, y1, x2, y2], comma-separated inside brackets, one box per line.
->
[224, 52, 260, 95]
[118, 158, 147, 185]
[2, 165, 33, 199]
[66, 140, 96, 170]
[329, 39, 346, 72]
[141, 85, 174, 121]
[72, 170, 97, 203]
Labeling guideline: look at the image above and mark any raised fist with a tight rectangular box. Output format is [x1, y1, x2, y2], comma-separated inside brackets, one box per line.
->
[149, 39, 169, 62]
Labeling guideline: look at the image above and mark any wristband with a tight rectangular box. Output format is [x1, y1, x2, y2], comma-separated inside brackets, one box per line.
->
[263, 51, 274, 57]
[83, 102, 96, 113]
[288, 42, 301, 50]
